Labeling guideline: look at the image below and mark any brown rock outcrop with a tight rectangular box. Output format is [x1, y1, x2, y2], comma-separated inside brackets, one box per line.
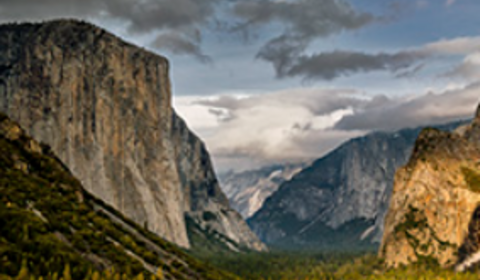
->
[0, 19, 265, 251]
[380, 104, 480, 269]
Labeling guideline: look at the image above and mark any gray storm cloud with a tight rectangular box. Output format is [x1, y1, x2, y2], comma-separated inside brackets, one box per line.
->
[232, 0, 374, 37]
[0, 0, 220, 60]
[0, 0, 435, 76]
[2, 0, 477, 80]
[230, 1, 480, 81]
[152, 32, 212, 63]
[280, 50, 427, 80]
[232, 0, 380, 80]
[335, 82, 480, 132]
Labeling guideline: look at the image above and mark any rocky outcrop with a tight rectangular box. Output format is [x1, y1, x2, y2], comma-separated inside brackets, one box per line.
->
[219, 163, 306, 218]
[0, 20, 264, 251]
[0, 113, 236, 279]
[248, 121, 466, 250]
[380, 105, 480, 269]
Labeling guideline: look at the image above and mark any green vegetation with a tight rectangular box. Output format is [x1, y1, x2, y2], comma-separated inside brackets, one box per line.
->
[0, 116, 235, 280]
[392, 206, 455, 266]
[205, 251, 367, 280]
[202, 212, 217, 222]
[274, 218, 377, 252]
[203, 251, 480, 280]
[2, 115, 480, 280]
[251, 212, 377, 252]
[462, 167, 480, 192]
[4, 251, 480, 280]
[394, 206, 429, 240]
[185, 215, 250, 258]
[0, 262, 165, 280]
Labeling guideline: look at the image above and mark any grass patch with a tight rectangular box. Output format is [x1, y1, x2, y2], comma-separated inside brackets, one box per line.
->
[462, 167, 480, 192]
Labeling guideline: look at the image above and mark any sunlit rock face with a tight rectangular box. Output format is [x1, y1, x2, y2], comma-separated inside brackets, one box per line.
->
[380, 105, 480, 270]
[248, 121, 467, 251]
[219, 163, 307, 219]
[0, 19, 265, 252]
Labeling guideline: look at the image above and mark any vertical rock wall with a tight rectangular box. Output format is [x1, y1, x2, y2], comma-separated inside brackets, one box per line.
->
[0, 20, 265, 251]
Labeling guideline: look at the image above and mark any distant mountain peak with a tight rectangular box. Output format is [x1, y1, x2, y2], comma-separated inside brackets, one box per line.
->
[219, 162, 308, 219]
[248, 120, 468, 250]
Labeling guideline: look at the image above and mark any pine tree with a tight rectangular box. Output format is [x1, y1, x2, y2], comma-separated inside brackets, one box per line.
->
[62, 265, 72, 280]
[155, 268, 163, 280]
[16, 260, 29, 280]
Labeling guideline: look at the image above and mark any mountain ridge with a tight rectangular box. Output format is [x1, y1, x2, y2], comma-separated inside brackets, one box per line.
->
[0, 112, 236, 279]
[0, 19, 265, 252]
[248, 120, 469, 250]
[219, 162, 307, 218]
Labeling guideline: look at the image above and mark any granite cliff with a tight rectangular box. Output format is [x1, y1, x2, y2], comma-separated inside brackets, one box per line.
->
[219, 163, 306, 218]
[0, 20, 264, 252]
[380, 105, 480, 270]
[248, 121, 466, 250]
[0, 113, 235, 279]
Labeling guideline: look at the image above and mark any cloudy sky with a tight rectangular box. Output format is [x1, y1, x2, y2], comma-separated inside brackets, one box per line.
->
[3, 0, 480, 172]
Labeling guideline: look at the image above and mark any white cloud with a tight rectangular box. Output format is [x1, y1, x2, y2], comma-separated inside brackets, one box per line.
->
[171, 34, 480, 172]
[175, 82, 479, 172]
[443, 52, 480, 80]
[336, 82, 480, 131]
[172, 96, 221, 137]
[174, 89, 364, 171]
[422, 36, 480, 55]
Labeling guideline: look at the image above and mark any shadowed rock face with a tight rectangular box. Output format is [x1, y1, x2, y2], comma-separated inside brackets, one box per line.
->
[380, 104, 480, 269]
[0, 20, 265, 251]
[0, 113, 237, 279]
[457, 206, 480, 271]
[248, 121, 465, 250]
[219, 163, 307, 219]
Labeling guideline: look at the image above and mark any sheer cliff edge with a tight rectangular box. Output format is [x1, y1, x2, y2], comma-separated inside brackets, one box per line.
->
[0, 19, 265, 252]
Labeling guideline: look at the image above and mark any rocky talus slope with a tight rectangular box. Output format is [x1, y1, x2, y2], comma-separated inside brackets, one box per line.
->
[380, 105, 480, 270]
[248, 121, 466, 250]
[219, 163, 306, 218]
[0, 113, 235, 279]
[0, 20, 264, 252]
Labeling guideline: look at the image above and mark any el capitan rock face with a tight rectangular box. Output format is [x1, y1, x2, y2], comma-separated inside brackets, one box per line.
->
[0, 20, 264, 251]
[380, 105, 480, 269]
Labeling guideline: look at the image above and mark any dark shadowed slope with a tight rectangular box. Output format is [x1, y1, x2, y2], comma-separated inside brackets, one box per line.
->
[0, 113, 236, 279]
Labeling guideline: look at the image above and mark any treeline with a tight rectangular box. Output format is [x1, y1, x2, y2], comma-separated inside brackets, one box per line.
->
[4, 252, 480, 279]
[0, 262, 164, 280]
[205, 251, 480, 280]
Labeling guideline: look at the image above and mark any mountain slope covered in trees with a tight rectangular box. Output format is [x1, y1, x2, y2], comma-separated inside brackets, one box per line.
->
[0, 113, 234, 280]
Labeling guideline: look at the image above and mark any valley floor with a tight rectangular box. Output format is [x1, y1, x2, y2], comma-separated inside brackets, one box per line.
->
[3, 251, 480, 279]
[204, 251, 480, 280]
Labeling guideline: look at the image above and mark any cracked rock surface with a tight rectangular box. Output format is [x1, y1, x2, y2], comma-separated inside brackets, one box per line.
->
[0, 19, 265, 251]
